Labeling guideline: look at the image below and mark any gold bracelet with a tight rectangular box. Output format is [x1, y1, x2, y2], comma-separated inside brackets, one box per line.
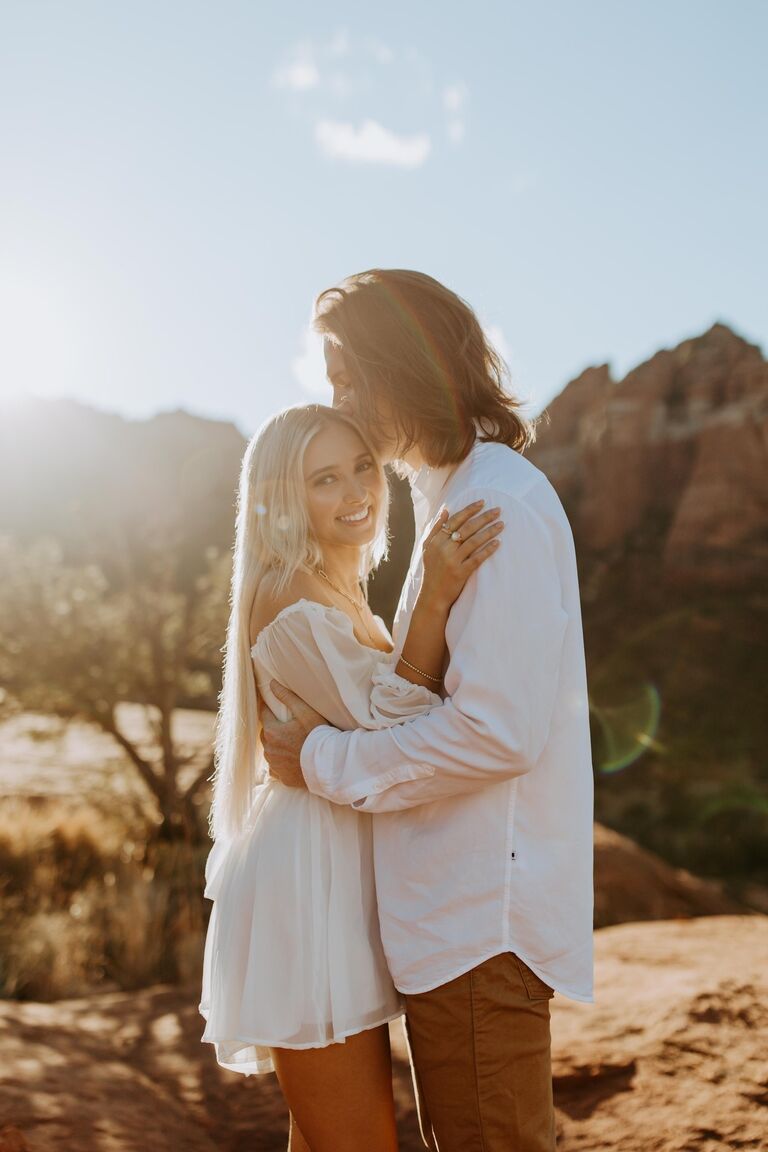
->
[398, 655, 442, 684]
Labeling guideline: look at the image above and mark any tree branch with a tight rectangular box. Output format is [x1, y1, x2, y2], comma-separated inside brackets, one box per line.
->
[98, 712, 163, 802]
[183, 749, 216, 803]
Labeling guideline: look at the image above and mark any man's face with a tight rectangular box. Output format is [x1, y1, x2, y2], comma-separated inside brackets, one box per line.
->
[324, 338, 399, 463]
[324, 340, 356, 415]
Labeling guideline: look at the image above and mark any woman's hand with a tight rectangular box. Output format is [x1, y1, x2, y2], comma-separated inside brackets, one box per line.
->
[419, 500, 504, 615]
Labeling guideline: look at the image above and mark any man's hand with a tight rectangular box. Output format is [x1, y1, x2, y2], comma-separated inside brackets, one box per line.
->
[260, 683, 328, 789]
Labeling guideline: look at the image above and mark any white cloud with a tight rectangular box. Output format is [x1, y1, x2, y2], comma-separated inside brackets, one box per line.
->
[274, 38, 460, 166]
[328, 71, 352, 98]
[484, 324, 511, 363]
[275, 33, 392, 97]
[442, 83, 468, 113]
[482, 323, 541, 411]
[447, 119, 465, 144]
[328, 29, 351, 57]
[404, 45, 433, 92]
[292, 327, 330, 398]
[368, 38, 394, 64]
[315, 119, 431, 168]
[443, 81, 469, 145]
[273, 44, 320, 91]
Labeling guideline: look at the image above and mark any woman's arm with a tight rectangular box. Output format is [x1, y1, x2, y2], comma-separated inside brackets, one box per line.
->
[395, 501, 503, 688]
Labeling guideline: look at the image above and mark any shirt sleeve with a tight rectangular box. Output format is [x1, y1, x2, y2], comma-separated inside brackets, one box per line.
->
[300, 490, 570, 811]
[254, 601, 442, 736]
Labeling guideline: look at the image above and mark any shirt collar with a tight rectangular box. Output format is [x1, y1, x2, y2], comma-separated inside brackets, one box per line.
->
[409, 418, 492, 508]
[409, 461, 457, 511]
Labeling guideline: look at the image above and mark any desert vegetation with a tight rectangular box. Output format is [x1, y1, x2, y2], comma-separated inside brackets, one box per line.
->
[0, 534, 228, 844]
[0, 753, 210, 1001]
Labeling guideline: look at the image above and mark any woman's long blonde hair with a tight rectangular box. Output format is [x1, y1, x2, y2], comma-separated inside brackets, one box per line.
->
[209, 404, 388, 841]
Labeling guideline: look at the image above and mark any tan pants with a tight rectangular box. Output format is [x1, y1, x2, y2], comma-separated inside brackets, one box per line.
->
[403, 952, 556, 1152]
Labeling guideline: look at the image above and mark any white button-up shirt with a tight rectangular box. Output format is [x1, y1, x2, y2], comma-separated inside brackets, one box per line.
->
[301, 440, 594, 1001]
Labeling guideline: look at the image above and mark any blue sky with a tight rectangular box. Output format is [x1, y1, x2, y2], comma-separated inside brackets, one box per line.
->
[1, 0, 766, 436]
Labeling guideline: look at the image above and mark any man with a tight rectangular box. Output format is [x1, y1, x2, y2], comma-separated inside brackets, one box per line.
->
[262, 269, 593, 1151]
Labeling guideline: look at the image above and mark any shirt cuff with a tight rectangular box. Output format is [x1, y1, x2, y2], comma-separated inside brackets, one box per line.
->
[349, 762, 436, 811]
[300, 723, 435, 807]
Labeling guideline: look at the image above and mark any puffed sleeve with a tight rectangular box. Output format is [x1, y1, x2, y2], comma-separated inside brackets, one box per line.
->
[252, 600, 442, 732]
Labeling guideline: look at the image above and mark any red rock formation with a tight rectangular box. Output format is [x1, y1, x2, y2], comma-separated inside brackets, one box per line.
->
[0, 1129, 29, 1152]
[529, 323, 768, 588]
[593, 823, 747, 928]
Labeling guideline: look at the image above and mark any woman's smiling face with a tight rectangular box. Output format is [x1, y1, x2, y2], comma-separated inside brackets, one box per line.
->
[302, 420, 386, 553]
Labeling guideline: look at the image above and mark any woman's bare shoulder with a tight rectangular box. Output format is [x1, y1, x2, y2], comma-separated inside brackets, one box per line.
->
[249, 569, 332, 646]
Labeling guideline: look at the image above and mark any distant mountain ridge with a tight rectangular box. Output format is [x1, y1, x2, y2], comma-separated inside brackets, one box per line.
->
[0, 399, 247, 566]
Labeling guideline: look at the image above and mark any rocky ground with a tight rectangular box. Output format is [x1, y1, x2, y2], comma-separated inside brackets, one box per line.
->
[592, 823, 750, 925]
[1, 915, 766, 1152]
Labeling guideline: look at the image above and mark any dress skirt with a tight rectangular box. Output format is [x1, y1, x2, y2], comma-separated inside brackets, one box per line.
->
[199, 778, 403, 1076]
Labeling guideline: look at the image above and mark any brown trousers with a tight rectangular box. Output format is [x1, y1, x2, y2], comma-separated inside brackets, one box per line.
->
[403, 952, 556, 1152]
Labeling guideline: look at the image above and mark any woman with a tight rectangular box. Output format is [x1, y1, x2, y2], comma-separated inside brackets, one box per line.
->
[200, 403, 503, 1151]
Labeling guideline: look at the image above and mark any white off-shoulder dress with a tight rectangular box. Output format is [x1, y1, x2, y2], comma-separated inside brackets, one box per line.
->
[199, 599, 441, 1076]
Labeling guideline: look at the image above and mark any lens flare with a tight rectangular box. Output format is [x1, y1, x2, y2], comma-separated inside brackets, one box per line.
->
[591, 682, 662, 774]
[377, 282, 465, 437]
[698, 784, 768, 821]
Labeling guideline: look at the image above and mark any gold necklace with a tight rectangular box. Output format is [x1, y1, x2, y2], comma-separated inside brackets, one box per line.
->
[315, 568, 379, 646]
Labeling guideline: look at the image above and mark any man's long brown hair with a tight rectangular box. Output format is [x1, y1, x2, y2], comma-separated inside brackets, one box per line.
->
[313, 269, 536, 467]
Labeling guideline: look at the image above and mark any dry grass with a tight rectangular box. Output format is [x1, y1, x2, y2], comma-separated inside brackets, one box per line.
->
[0, 795, 210, 1000]
[0, 707, 214, 1000]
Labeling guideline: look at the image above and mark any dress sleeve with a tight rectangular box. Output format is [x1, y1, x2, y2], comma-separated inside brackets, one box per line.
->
[253, 601, 442, 732]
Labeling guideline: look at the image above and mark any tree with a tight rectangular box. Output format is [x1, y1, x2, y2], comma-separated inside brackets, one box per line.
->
[0, 533, 230, 844]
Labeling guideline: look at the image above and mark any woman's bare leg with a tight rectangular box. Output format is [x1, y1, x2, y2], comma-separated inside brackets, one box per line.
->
[272, 1024, 398, 1152]
[288, 1112, 311, 1152]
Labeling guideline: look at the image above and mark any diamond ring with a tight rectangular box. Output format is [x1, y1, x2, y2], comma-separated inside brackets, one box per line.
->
[451, 530, 462, 542]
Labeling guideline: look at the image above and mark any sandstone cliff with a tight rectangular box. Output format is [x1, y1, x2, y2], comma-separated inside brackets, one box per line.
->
[529, 323, 768, 589]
